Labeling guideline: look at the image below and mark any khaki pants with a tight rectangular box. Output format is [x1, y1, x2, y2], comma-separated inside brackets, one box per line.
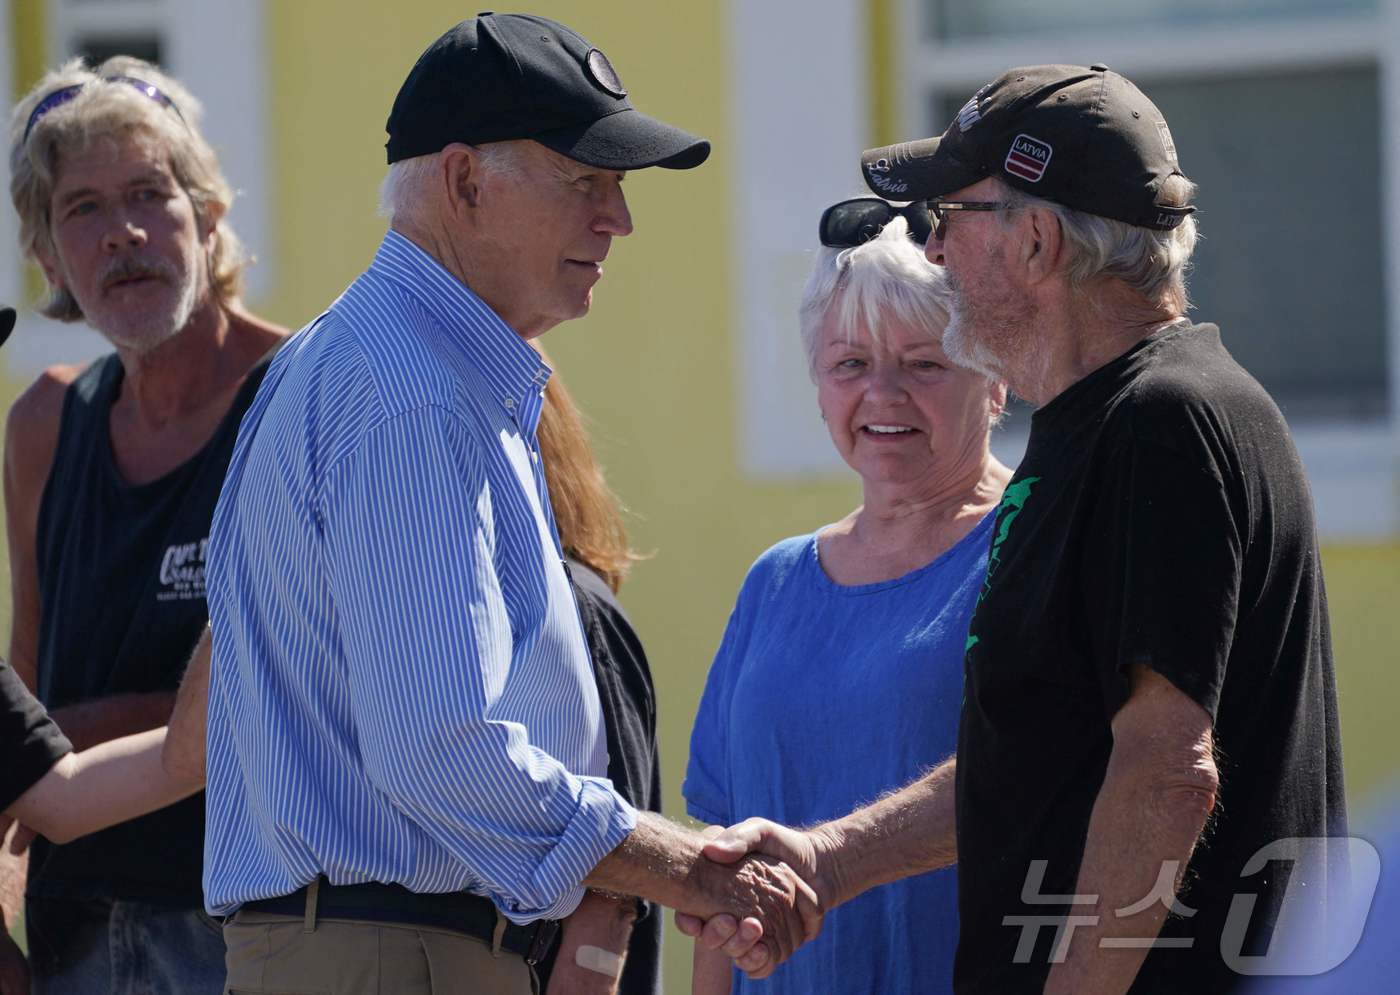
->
[223, 908, 537, 995]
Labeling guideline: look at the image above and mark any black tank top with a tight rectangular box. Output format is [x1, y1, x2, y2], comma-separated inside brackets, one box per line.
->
[27, 349, 272, 905]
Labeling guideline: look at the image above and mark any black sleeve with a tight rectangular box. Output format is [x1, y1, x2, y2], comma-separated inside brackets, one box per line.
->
[540, 565, 664, 995]
[1079, 437, 1242, 721]
[567, 565, 661, 817]
[0, 658, 73, 810]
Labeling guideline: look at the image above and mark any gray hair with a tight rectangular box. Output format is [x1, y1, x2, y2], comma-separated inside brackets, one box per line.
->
[799, 216, 951, 377]
[995, 175, 1200, 313]
[378, 141, 529, 224]
[9, 56, 248, 321]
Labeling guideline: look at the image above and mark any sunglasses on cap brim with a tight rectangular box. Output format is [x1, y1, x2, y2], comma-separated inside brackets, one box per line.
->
[818, 197, 933, 248]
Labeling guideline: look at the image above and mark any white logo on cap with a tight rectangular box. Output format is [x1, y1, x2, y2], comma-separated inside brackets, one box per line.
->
[957, 83, 992, 132]
[1155, 118, 1178, 166]
[1004, 134, 1053, 183]
[586, 49, 626, 98]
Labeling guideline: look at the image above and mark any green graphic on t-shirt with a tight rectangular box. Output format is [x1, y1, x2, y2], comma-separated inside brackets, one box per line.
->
[971, 475, 1042, 613]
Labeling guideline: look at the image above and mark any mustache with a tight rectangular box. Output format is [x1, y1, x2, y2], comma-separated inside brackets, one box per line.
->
[100, 256, 176, 291]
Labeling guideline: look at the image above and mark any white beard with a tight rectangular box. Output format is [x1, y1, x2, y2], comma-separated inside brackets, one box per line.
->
[942, 295, 1007, 380]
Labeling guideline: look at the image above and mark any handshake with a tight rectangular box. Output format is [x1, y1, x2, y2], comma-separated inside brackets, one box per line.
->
[671, 817, 849, 979]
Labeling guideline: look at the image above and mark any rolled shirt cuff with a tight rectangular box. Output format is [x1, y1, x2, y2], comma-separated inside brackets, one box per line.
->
[493, 775, 639, 924]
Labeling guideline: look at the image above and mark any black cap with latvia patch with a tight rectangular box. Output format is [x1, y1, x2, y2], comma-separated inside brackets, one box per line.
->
[386, 12, 710, 170]
[861, 64, 1194, 231]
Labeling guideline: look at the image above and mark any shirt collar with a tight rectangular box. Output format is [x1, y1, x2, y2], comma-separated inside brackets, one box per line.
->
[368, 230, 553, 433]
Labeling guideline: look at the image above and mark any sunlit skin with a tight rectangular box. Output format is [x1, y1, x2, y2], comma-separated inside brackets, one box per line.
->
[38, 130, 213, 353]
[815, 311, 1004, 511]
[461, 141, 634, 339]
[923, 177, 1036, 385]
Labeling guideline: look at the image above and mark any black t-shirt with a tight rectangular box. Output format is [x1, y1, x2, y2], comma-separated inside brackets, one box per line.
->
[28, 351, 271, 906]
[534, 560, 663, 995]
[954, 325, 1346, 994]
[0, 657, 71, 811]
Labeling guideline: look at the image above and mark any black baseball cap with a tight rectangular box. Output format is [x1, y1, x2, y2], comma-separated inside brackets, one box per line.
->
[386, 13, 710, 170]
[861, 64, 1193, 231]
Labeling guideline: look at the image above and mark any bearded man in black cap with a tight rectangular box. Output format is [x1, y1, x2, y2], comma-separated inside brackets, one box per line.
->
[685, 65, 1348, 994]
[202, 14, 818, 995]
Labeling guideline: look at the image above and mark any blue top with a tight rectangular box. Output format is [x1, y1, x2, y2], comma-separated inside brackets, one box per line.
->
[204, 231, 636, 921]
[684, 511, 995, 995]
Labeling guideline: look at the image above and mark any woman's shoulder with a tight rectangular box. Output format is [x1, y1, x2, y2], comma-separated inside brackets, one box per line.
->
[738, 532, 819, 596]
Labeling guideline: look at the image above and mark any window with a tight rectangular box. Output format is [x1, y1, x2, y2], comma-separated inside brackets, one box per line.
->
[45, 0, 271, 303]
[900, 0, 1400, 535]
[0, 1, 272, 379]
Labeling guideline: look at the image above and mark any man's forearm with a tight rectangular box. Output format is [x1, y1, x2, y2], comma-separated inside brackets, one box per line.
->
[817, 756, 957, 908]
[584, 812, 712, 913]
[547, 891, 636, 995]
[48, 692, 177, 751]
[1044, 751, 1216, 994]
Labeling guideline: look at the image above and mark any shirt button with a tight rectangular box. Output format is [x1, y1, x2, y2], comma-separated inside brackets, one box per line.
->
[504, 397, 516, 411]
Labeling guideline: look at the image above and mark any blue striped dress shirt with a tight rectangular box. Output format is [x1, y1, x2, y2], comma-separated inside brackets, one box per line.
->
[203, 230, 638, 922]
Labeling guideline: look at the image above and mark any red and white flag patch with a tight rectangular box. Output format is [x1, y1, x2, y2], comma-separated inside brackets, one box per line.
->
[1004, 134, 1052, 182]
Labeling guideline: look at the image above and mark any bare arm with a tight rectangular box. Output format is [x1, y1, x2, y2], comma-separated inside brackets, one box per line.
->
[1043, 666, 1218, 995]
[4, 366, 76, 691]
[162, 628, 210, 783]
[809, 755, 958, 905]
[3, 727, 203, 845]
[678, 757, 957, 974]
[545, 891, 636, 995]
[693, 940, 734, 995]
[691, 756, 957, 911]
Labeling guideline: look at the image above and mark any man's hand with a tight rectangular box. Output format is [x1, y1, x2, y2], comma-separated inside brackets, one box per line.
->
[0, 928, 28, 995]
[676, 819, 838, 977]
[685, 846, 822, 979]
[677, 759, 959, 977]
[582, 813, 823, 980]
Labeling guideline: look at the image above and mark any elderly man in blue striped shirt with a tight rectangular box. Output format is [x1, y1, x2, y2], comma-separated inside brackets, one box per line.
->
[203, 14, 815, 995]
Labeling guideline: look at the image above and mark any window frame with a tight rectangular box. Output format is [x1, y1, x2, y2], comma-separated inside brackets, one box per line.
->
[895, 0, 1400, 537]
[45, 0, 272, 303]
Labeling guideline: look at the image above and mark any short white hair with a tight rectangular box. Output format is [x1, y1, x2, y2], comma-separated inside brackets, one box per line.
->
[798, 216, 951, 377]
[995, 175, 1200, 313]
[377, 140, 528, 223]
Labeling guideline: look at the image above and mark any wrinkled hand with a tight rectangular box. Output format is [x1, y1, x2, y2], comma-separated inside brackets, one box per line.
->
[0, 928, 28, 995]
[689, 846, 821, 980]
[677, 819, 837, 977]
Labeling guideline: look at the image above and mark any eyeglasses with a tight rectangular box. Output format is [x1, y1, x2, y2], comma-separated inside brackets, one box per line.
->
[818, 197, 934, 247]
[928, 201, 1007, 241]
[22, 75, 186, 144]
